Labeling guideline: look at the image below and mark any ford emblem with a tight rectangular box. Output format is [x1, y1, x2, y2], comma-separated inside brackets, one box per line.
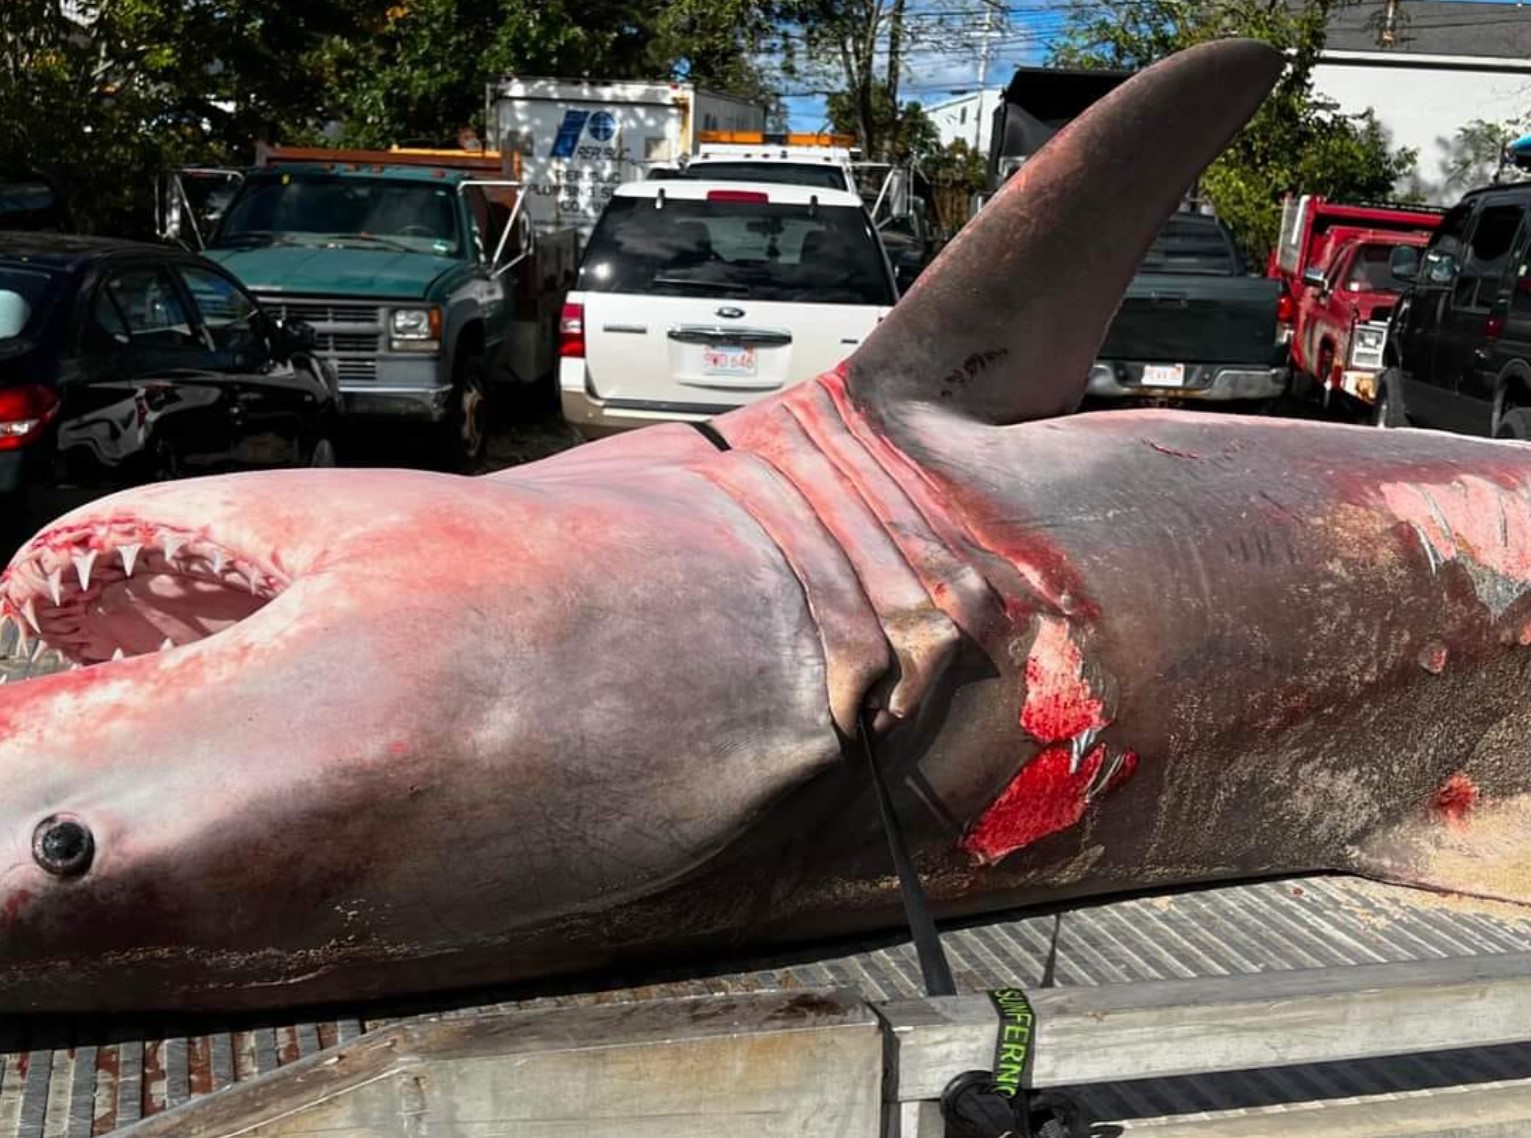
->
[716, 306, 745, 319]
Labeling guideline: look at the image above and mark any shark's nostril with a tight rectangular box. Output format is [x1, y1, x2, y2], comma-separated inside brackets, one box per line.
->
[32, 815, 94, 877]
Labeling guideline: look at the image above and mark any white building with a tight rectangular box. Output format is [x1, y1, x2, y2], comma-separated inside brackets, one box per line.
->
[1311, 0, 1531, 203]
[925, 89, 1006, 157]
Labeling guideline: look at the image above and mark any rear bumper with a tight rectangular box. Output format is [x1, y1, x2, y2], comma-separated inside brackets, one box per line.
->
[560, 362, 727, 439]
[1087, 362, 1289, 402]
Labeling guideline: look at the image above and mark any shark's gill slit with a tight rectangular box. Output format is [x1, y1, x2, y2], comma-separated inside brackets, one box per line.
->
[0, 523, 287, 670]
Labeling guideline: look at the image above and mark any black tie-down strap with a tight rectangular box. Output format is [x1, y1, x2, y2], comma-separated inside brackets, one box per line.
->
[940, 989, 1093, 1138]
[854, 712, 1091, 1138]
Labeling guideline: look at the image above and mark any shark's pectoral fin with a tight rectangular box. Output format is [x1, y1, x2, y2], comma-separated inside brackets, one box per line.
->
[1349, 790, 1531, 907]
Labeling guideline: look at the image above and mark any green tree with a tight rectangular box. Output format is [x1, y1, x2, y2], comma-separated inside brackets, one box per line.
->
[315, 0, 786, 149]
[1049, 0, 1416, 260]
[0, 0, 371, 234]
[1443, 116, 1526, 197]
[825, 82, 938, 162]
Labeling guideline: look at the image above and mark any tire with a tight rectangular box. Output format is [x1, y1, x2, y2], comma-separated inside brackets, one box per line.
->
[1495, 406, 1531, 441]
[1373, 369, 1409, 429]
[435, 352, 489, 473]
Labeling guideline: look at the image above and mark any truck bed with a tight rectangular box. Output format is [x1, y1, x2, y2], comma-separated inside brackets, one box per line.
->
[1, 875, 1526, 1136]
[1099, 272, 1281, 366]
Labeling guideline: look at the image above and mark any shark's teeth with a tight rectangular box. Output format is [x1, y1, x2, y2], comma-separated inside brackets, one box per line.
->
[161, 533, 184, 562]
[46, 569, 62, 607]
[159, 637, 174, 652]
[20, 597, 39, 634]
[72, 551, 97, 593]
[211, 547, 226, 576]
[111, 647, 125, 662]
[119, 543, 141, 577]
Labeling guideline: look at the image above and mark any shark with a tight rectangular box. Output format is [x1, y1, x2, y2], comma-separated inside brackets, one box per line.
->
[0, 39, 1526, 1014]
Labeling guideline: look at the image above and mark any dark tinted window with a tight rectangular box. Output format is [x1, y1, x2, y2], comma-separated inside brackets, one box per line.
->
[1421, 201, 1472, 287]
[579, 196, 895, 305]
[684, 163, 852, 191]
[215, 174, 461, 255]
[102, 269, 200, 351]
[0, 265, 60, 340]
[1454, 203, 1525, 311]
[1139, 215, 1241, 275]
[179, 265, 263, 352]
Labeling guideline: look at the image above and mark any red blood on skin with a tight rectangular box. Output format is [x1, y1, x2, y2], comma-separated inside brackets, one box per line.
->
[1020, 617, 1108, 743]
[1419, 642, 1448, 674]
[1433, 772, 1479, 826]
[1, 889, 32, 935]
[963, 745, 1102, 863]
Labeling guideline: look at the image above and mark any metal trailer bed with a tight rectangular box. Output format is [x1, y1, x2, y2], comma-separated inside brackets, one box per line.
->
[3, 644, 1531, 1135]
[2, 875, 1529, 1136]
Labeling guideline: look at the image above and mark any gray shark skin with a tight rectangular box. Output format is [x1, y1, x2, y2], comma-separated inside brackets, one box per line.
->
[0, 39, 1527, 1015]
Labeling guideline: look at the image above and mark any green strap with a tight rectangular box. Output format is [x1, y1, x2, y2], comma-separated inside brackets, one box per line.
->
[987, 988, 1038, 1099]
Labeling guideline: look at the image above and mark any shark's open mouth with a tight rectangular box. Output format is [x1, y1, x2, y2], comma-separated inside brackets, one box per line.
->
[0, 522, 288, 669]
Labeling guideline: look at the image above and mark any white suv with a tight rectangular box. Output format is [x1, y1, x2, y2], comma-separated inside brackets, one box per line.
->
[559, 180, 897, 436]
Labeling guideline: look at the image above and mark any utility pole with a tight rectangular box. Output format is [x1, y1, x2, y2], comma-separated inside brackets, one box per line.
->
[974, 0, 997, 153]
[1380, 0, 1399, 47]
[888, 0, 908, 154]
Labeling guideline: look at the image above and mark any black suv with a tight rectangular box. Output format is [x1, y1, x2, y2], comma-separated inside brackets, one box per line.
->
[1378, 184, 1531, 438]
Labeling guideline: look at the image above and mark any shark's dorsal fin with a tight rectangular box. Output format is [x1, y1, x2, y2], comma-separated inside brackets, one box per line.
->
[845, 38, 1283, 428]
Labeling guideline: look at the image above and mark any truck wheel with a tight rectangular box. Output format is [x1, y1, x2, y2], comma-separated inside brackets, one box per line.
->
[1373, 369, 1409, 429]
[437, 354, 488, 473]
[1495, 406, 1531, 440]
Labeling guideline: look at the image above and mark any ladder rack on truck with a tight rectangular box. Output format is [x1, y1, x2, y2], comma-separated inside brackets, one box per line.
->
[4, 876, 1528, 1136]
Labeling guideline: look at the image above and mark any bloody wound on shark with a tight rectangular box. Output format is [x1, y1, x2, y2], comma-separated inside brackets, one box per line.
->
[0, 39, 1527, 1014]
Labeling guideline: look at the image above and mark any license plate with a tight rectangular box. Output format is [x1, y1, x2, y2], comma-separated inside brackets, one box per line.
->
[1142, 363, 1185, 387]
[703, 345, 757, 377]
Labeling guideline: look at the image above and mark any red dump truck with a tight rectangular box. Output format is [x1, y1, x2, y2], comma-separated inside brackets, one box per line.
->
[1268, 194, 1443, 408]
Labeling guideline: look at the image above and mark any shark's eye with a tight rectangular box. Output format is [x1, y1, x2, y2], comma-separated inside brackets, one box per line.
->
[32, 815, 94, 878]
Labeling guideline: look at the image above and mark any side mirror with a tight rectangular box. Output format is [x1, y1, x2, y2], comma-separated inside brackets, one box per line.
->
[1301, 265, 1326, 291]
[1390, 245, 1422, 283]
[276, 317, 318, 353]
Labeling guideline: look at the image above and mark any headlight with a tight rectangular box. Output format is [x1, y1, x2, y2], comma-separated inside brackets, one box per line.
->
[1354, 327, 1386, 353]
[390, 308, 440, 341]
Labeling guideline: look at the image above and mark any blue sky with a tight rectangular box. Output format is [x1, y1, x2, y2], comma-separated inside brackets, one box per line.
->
[780, 3, 1063, 129]
[780, 0, 1525, 129]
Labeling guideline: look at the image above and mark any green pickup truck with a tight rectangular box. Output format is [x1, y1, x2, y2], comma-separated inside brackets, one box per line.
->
[163, 149, 568, 469]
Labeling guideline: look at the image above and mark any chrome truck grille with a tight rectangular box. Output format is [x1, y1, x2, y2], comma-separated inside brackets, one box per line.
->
[256, 296, 383, 384]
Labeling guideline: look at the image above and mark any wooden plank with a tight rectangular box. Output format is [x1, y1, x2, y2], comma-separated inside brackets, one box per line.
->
[1113, 1080, 1531, 1136]
[882, 952, 1531, 1100]
[112, 990, 884, 1138]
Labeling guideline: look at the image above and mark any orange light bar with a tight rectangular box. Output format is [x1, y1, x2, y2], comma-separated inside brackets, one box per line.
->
[696, 130, 857, 148]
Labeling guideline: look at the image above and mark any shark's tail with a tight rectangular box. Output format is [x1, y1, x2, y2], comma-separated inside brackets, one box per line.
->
[844, 38, 1283, 430]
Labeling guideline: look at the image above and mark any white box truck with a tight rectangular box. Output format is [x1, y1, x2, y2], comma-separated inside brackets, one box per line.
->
[487, 78, 765, 237]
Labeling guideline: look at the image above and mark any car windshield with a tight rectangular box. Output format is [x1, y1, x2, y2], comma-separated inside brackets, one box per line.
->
[579, 196, 895, 305]
[1346, 243, 1408, 291]
[0, 265, 60, 340]
[214, 174, 461, 255]
[683, 163, 851, 192]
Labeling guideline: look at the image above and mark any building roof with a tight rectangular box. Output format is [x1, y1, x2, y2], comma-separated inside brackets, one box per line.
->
[1323, 0, 1531, 60]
